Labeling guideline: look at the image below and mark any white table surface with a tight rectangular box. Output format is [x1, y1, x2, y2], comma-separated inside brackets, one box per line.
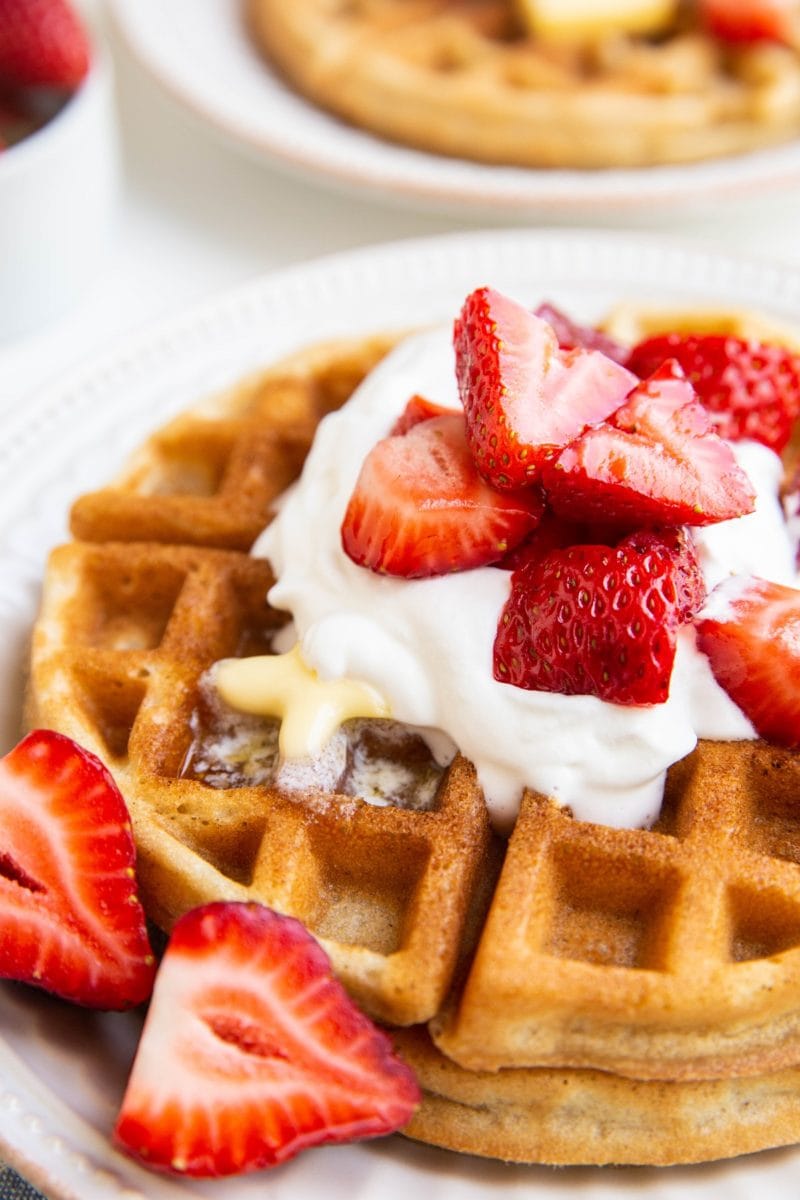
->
[2, 0, 800, 416]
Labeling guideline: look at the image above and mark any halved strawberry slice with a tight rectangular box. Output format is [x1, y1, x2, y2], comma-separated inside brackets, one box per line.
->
[114, 902, 420, 1177]
[341, 411, 545, 577]
[543, 361, 756, 528]
[627, 333, 800, 453]
[699, 0, 799, 44]
[389, 393, 455, 435]
[0, 729, 155, 1008]
[454, 286, 637, 490]
[696, 577, 800, 745]
[494, 529, 699, 705]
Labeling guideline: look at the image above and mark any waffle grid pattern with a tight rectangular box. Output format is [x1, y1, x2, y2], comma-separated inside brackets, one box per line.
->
[247, 0, 800, 168]
[433, 740, 800, 1080]
[26, 330, 800, 1163]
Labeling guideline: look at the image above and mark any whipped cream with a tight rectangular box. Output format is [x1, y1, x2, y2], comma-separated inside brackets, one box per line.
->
[255, 327, 798, 832]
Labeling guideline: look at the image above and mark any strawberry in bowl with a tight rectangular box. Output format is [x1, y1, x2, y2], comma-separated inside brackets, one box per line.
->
[0, 0, 91, 150]
[0, 0, 114, 338]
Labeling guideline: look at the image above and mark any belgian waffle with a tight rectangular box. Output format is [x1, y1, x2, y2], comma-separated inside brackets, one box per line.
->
[245, 0, 800, 169]
[26, 320, 800, 1165]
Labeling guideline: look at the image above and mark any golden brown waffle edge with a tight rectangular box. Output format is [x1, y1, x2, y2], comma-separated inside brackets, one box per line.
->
[26, 325, 800, 1165]
[245, 0, 800, 169]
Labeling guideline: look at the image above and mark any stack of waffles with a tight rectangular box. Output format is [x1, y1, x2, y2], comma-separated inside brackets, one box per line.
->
[245, 0, 800, 168]
[26, 316, 800, 1166]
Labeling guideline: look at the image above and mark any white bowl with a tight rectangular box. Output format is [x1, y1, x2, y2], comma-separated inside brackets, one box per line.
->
[0, 40, 118, 341]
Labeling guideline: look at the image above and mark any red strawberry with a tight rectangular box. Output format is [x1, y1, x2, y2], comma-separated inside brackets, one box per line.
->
[497, 510, 591, 571]
[699, 0, 799, 44]
[0, 0, 90, 90]
[0, 730, 155, 1009]
[494, 530, 698, 705]
[696, 577, 800, 745]
[389, 393, 455, 435]
[627, 333, 800, 454]
[533, 302, 631, 365]
[114, 902, 420, 1177]
[341, 412, 544, 577]
[623, 527, 706, 620]
[543, 361, 756, 528]
[454, 286, 637, 490]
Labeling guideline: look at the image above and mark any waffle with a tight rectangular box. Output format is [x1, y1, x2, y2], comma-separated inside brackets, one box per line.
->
[394, 1026, 800, 1166]
[26, 323, 800, 1165]
[245, 0, 800, 169]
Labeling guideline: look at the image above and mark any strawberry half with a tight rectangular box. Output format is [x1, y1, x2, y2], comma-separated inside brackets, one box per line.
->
[0, 730, 155, 1009]
[114, 902, 420, 1177]
[341, 411, 544, 577]
[454, 286, 637, 490]
[696, 577, 800, 746]
[543, 361, 756, 528]
[0, 0, 90, 89]
[699, 0, 799, 44]
[627, 333, 800, 454]
[494, 529, 699, 705]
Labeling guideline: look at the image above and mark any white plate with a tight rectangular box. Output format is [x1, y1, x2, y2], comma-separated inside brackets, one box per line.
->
[106, 0, 800, 218]
[3, 228, 800, 1198]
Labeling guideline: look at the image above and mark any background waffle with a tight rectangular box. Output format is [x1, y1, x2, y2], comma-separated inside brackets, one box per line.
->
[245, 0, 800, 169]
[25, 327, 800, 1164]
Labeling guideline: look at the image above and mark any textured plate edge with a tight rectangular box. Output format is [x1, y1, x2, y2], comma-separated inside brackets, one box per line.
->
[4, 227, 800, 1199]
[105, 0, 800, 217]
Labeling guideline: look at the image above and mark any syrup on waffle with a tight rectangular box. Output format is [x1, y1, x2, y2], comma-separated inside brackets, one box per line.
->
[245, 0, 800, 169]
[26, 311, 800, 1165]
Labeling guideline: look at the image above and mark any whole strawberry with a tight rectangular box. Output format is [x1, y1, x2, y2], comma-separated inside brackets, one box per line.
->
[627, 333, 800, 454]
[494, 529, 702, 705]
[0, 0, 90, 90]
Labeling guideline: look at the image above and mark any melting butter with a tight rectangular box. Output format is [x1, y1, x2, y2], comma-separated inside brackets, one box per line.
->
[215, 644, 390, 759]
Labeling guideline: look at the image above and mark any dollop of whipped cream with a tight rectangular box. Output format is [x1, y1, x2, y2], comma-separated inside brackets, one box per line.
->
[255, 327, 798, 833]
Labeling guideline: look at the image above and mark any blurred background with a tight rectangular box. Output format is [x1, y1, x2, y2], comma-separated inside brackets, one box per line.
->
[2, 0, 800, 408]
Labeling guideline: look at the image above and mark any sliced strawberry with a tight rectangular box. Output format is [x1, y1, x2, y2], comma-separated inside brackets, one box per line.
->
[628, 333, 800, 454]
[0, 729, 155, 1009]
[341, 411, 544, 577]
[389, 393, 455, 435]
[696, 577, 800, 745]
[0, 0, 90, 89]
[699, 0, 799, 44]
[494, 529, 697, 705]
[543, 361, 756, 528]
[114, 902, 420, 1177]
[533, 302, 631, 364]
[454, 286, 637, 490]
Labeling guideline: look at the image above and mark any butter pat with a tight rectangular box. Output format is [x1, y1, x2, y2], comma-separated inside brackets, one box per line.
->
[215, 644, 390, 759]
[515, 0, 677, 41]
